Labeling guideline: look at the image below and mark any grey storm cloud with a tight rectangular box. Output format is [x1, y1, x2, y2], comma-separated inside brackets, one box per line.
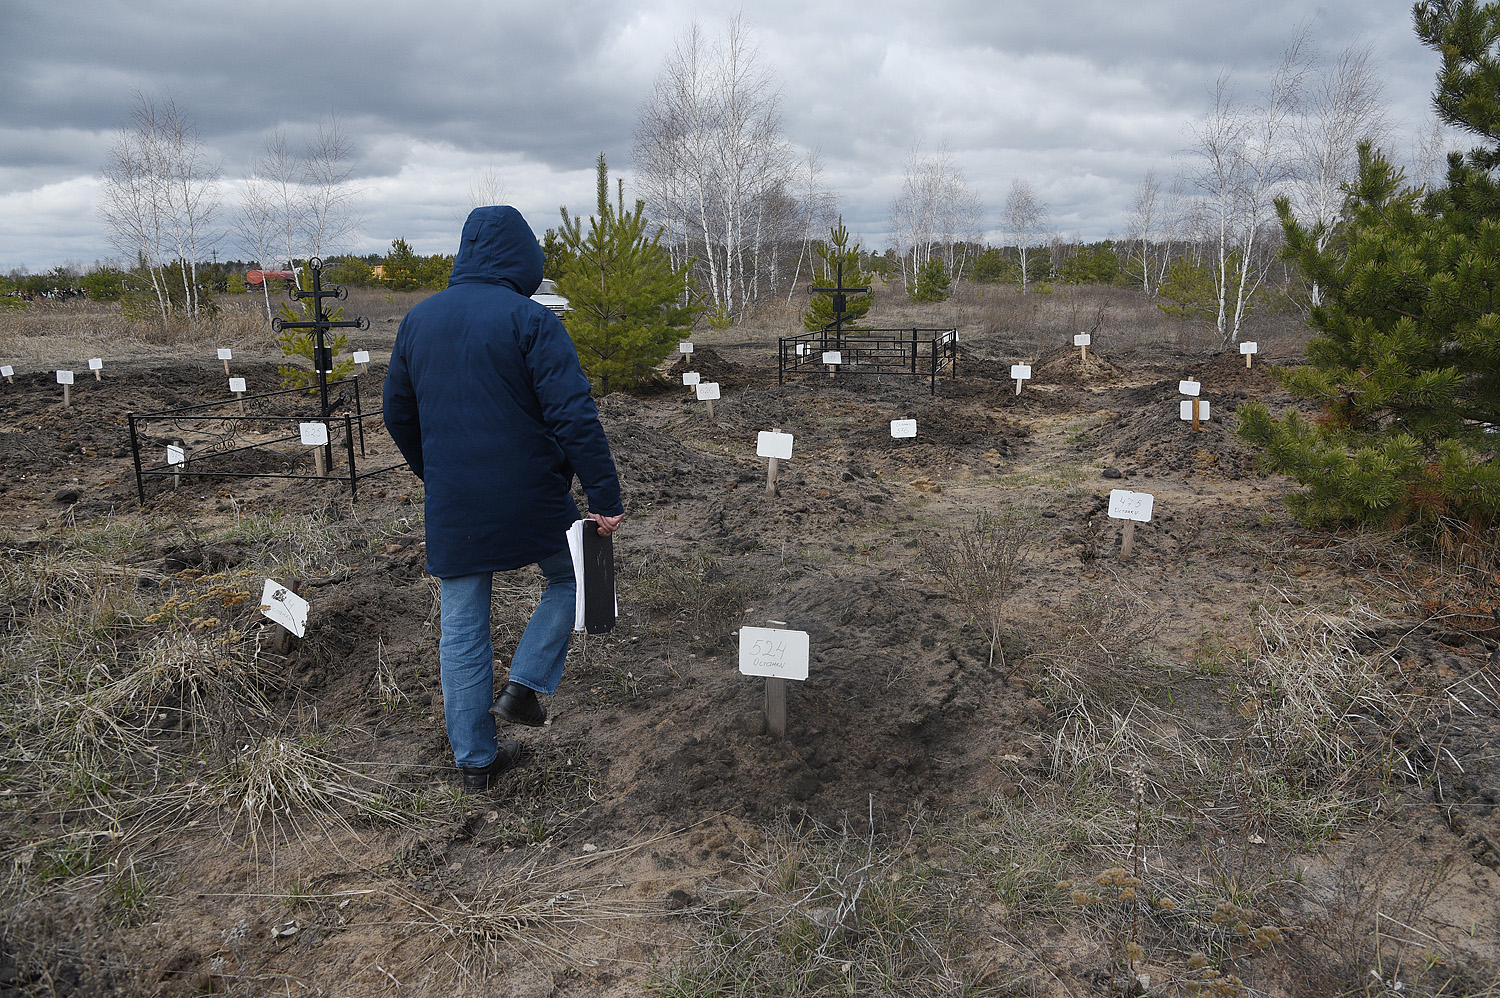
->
[0, 0, 1452, 270]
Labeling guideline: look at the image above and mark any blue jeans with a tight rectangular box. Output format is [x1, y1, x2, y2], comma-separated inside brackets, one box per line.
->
[437, 549, 576, 769]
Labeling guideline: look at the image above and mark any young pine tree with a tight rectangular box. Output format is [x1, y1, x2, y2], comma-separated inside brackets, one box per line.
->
[802, 217, 872, 331]
[1237, 0, 1500, 535]
[911, 257, 951, 303]
[556, 154, 697, 394]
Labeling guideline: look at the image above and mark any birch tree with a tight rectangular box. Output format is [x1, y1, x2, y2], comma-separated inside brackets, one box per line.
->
[99, 121, 170, 323]
[784, 150, 839, 303]
[1185, 33, 1309, 346]
[1287, 40, 1389, 305]
[301, 116, 361, 261]
[634, 16, 798, 320]
[248, 119, 362, 288]
[889, 144, 984, 296]
[1125, 169, 1161, 293]
[233, 174, 280, 320]
[97, 90, 221, 324]
[1003, 179, 1048, 292]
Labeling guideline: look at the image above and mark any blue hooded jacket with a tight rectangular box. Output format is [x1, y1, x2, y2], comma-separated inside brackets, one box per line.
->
[383, 206, 623, 577]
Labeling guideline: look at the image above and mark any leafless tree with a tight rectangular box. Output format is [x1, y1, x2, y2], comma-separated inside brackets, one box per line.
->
[97, 90, 221, 324]
[255, 130, 303, 284]
[301, 116, 362, 260]
[1125, 170, 1162, 294]
[634, 15, 797, 320]
[1288, 40, 1389, 304]
[465, 164, 510, 213]
[233, 174, 280, 320]
[246, 119, 362, 287]
[889, 143, 984, 295]
[99, 122, 171, 323]
[1187, 30, 1309, 345]
[1003, 178, 1049, 292]
[784, 150, 839, 303]
[1407, 112, 1462, 192]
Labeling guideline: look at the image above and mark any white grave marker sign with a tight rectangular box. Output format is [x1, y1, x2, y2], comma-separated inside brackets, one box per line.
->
[796, 343, 809, 356]
[166, 444, 186, 466]
[695, 382, 720, 401]
[88, 358, 103, 371]
[1073, 333, 1091, 347]
[229, 377, 247, 393]
[1010, 364, 1032, 380]
[756, 431, 794, 460]
[1178, 400, 1211, 421]
[217, 348, 233, 361]
[682, 372, 700, 386]
[352, 350, 370, 364]
[678, 341, 694, 354]
[299, 421, 329, 446]
[822, 351, 842, 365]
[890, 418, 917, 439]
[1239, 342, 1258, 355]
[56, 370, 74, 385]
[1179, 380, 1201, 397]
[1, 366, 13, 378]
[1108, 489, 1155, 522]
[738, 626, 810, 681]
[260, 579, 309, 639]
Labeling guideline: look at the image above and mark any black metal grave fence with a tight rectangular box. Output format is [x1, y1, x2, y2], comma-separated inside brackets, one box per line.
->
[127, 377, 406, 505]
[777, 326, 959, 394]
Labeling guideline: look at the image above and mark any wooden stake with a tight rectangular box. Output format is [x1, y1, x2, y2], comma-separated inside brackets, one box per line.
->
[1014, 377, 1023, 395]
[1246, 353, 1253, 369]
[1191, 397, 1201, 432]
[223, 358, 231, 376]
[1080, 343, 1088, 363]
[1121, 520, 1136, 560]
[706, 398, 715, 420]
[314, 448, 327, 478]
[766, 426, 780, 495]
[62, 384, 71, 407]
[764, 676, 787, 738]
[94, 369, 102, 382]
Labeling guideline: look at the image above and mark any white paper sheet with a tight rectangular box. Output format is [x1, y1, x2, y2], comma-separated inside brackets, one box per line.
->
[565, 520, 618, 632]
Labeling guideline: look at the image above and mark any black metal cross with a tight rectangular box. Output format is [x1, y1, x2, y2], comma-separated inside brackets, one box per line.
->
[271, 257, 369, 417]
[810, 260, 870, 348]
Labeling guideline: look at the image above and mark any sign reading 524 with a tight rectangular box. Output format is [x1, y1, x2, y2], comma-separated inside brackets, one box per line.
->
[738, 626, 810, 681]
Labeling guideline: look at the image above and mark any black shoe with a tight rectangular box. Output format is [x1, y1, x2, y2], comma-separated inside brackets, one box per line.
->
[491, 682, 547, 727]
[459, 739, 521, 792]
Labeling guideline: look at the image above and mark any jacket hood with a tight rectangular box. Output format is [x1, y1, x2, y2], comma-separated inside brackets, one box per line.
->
[448, 205, 544, 296]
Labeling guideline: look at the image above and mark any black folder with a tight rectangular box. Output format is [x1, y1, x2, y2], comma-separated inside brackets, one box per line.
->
[581, 521, 616, 634]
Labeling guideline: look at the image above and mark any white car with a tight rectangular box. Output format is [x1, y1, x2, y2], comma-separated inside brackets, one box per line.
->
[532, 279, 571, 317]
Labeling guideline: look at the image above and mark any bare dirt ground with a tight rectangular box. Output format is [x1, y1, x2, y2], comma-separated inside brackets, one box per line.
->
[0, 287, 1497, 997]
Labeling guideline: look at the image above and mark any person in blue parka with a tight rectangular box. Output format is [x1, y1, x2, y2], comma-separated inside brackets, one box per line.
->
[383, 205, 624, 792]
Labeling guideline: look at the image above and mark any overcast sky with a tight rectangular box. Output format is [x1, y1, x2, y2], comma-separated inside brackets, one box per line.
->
[0, 0, 1453, 273]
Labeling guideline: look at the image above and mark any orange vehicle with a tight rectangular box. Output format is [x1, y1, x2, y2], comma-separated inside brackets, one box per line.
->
[245, 269, 298, 287]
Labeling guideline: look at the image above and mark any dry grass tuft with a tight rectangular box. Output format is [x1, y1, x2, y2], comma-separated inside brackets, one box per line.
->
[920, 507, 1038, 671]
[656, 811, 986, 997]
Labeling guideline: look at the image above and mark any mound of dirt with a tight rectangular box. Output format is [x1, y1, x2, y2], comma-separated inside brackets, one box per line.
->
[1160, 349, 1288, 393]
[1031, 345, 1126, 386]
[598, 397, 741, 508]
[666, 346, 769, 392]
[1098, 388, 1261, 478]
